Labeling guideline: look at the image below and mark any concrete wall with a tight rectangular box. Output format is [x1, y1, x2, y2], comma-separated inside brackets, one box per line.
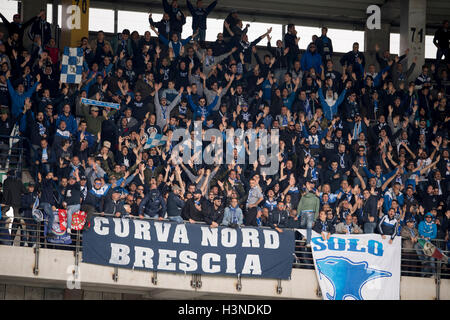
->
[0, 245, 447, 300]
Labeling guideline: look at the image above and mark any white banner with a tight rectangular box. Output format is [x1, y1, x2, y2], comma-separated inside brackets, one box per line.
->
[297, 230, 401, 300]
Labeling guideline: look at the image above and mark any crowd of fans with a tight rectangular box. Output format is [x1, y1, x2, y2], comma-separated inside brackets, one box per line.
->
[0, 1, 448, 270]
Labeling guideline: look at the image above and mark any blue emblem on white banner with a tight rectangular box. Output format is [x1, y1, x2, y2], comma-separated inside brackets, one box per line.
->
[316, 256, 392, 300]
[297, 230, 401, 300]
[60, 47, 83, 84]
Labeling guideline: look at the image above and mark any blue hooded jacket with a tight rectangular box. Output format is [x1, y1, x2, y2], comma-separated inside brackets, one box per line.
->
[418, 213, 437, 239]
[7, 79, 39, 119]
[301, 49, 323, 74]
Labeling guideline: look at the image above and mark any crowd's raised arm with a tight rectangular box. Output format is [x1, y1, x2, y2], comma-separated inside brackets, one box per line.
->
[0, 4, 448, 258]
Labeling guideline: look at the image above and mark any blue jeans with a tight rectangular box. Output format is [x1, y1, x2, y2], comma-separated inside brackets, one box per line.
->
[39, 202, 55, 236]
[193, 29, 206, 42]
[414, 242, 436, 275]
[364, 222, 377, 234]
[300, 211, 315, 244]
[66, 204, 80, 231]
[168, 216, 184, 223]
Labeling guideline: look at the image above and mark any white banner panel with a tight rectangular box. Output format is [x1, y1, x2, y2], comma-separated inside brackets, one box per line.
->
[297, 230, 401, 300]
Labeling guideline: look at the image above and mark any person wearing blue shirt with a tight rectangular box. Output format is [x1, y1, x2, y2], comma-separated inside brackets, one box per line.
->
[186, 86, 219, 122]
[302, 120, 334, 150]
[56, 104, 78, 136]
[6, 72, 40, 119]
[417, 212, 438, 275]
[363, 164, 398, 189]
[383, 182, 405, 214]
[151, 25, 197, 58]
[316, 79, 349, 121]
[301, 43, 323, 74]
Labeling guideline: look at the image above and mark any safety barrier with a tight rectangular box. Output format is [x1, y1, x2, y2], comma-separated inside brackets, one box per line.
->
[0, 215, 448, 298]
[0, 134, 28, 176]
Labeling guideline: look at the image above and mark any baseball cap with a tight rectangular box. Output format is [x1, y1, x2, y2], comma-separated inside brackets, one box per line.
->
[194, 189, 202, 195]
[214, 196, 222, 201]
[406, 217, 415, 223]
[425, 212, 433, 218]
[91, 106, 99, 112]
[112, 187, 122, 194]
[80, 175, 87, 180]
[103, 141, 111, 149]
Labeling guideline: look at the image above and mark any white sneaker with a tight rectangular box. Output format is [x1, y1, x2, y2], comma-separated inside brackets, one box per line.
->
[67, 228, 71, 234]
[306, 243, 311, 248]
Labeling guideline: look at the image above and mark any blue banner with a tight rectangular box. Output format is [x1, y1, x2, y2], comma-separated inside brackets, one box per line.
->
[82, 217, 295, 279]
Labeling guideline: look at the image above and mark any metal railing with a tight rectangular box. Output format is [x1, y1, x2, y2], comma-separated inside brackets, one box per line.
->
[0, 215, 449, 287]
[0, 134, 28, 174]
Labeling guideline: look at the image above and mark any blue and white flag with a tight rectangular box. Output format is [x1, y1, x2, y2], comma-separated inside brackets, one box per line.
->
[297, 230, 401, 300]
[60, 47, 83, 84]
[143, 132, 168, 149]
[81, 98, 120, 109]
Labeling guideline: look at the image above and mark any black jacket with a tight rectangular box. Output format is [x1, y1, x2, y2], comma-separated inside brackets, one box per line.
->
[21, 191, 38, 218]
[362, 195, 378, 224]
[166, 192, 185, 217]
[103, 197, 126, 216]
[204, 203, 224, 225]
[3, 176, 26, 206]
[37, 178, 59, 206]
[0, 13, 37, 47]
[268, 208, 289, 229]
[138, 188, 166, 217]
[312, 219, 336, 234]
[186, 0, 217, 30]
[184, 197, 207, 222]
[64, 183, 81, 206]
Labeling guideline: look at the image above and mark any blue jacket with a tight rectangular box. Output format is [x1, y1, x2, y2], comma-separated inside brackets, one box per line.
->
[56, 113, 78, 135]
[158, 34, 192, 57]
[301, 50, 323, 74]
[302, 126, 328, 149]
[7, 79, 39, 119]
[187, 94, 218, 120]
[282, 91, 296, 111]
[318, 88, 347, 121]
[383, 187, 404, 214]
[363, 167, 397, 189]
[418, 220, 437, 239]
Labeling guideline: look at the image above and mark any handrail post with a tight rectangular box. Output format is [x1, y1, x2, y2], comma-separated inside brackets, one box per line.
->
[112, 267, 119, 282]
[435, 261, 441, 300]
[276, 279, 282, 294]
[33, 221, 41, 276]
[151, 271, 158, 285]
[74, 230, 81, 270]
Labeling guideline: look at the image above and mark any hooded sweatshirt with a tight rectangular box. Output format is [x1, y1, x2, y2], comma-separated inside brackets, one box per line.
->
[296, 191, 320, 219]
